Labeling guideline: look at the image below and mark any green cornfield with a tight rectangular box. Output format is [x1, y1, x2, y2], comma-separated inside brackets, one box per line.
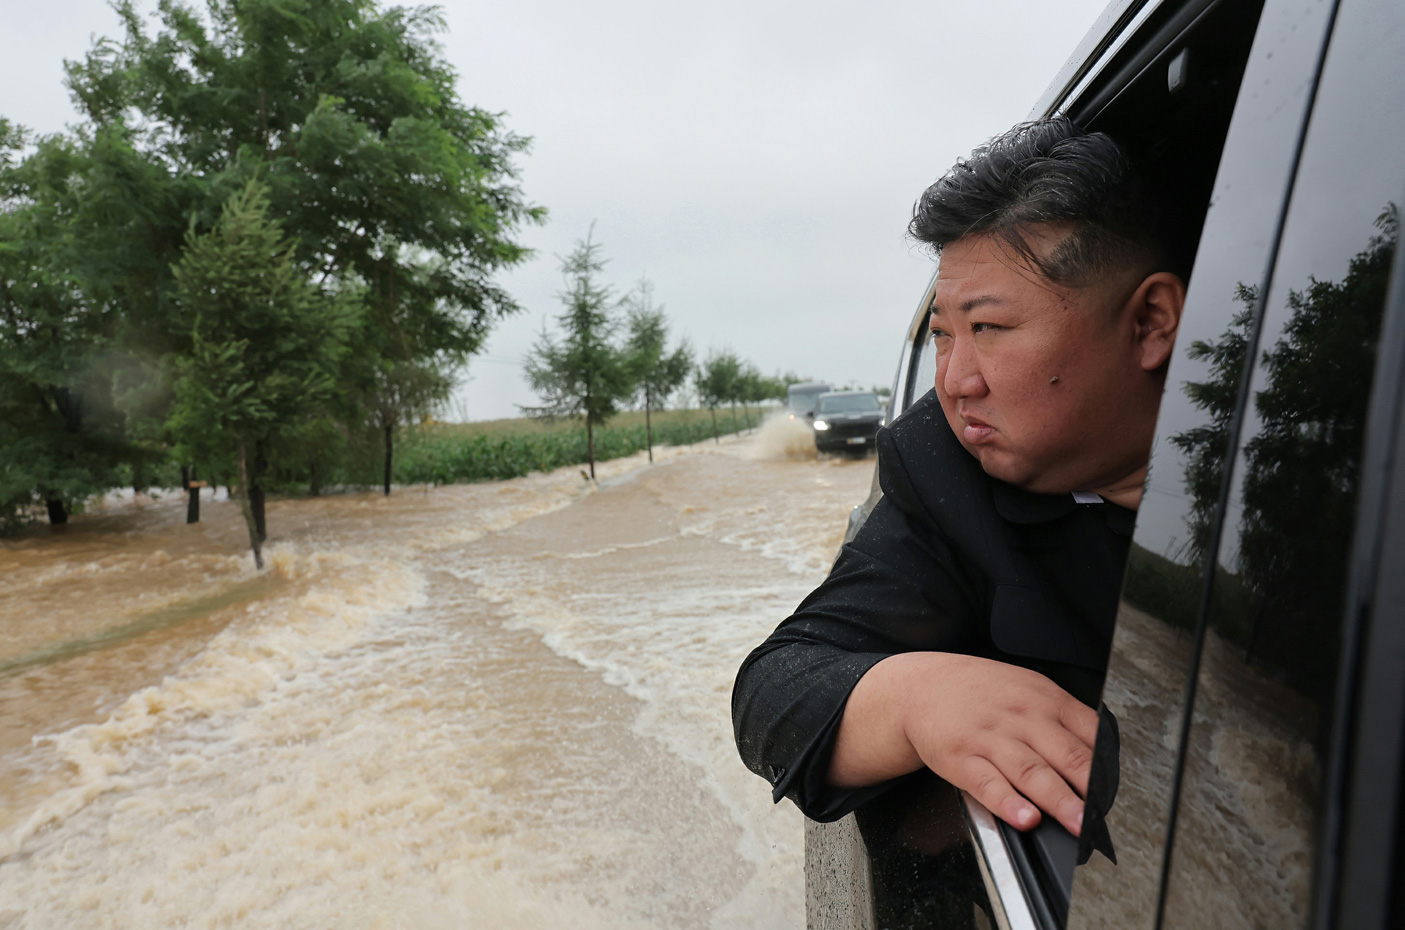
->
[394, 407, 768, 485]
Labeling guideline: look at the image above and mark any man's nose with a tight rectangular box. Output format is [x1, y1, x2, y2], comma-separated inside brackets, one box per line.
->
[941, 335, 987, 399]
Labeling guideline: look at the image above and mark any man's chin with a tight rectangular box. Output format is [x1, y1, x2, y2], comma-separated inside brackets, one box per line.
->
[964, 445, 1058, 492]
[962, 443, 1026, 485]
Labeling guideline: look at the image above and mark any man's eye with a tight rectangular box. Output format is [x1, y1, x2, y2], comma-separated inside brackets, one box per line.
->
[929, 328, 949, 342]
[971, 322, 1002, 334]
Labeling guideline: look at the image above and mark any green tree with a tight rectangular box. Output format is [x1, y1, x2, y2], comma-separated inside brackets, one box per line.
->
[697, 350, 742, 443]
[66, 0, 543, 489]
[622, 278, 692, 462]
[736, 364, 788, 430]
[167, 180, 358, 567]
[0, 122, 160, 530]
[521, 231, 631, 479]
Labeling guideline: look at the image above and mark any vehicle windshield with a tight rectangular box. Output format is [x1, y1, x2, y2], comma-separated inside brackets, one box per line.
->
[787, 385, 830, 415]
[817, 393, 882, 414]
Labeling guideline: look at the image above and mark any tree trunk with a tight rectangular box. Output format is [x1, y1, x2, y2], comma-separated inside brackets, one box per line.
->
[742, 401, 752, 432]
[383, 424, 394, 496]
[729, 400, 738, 433]
[250, 440, 267, 543]
[587, 417, 596, 480]
[309, 460, 321, 498]
[710, 407, 719, 444]
[45, 496, 68, 526]
[645, 388, 654, 463]
[238, 439, 264, 570]
[182, 465, 200, 524]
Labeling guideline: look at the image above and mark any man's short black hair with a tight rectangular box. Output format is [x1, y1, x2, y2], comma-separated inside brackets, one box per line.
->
[909, 118, 1172, 287]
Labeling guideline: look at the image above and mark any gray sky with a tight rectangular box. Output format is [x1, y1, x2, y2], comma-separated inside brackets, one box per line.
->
[2, 0, 1111, 421]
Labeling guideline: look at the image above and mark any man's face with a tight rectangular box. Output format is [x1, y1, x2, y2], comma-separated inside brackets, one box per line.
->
[928, 229, 1158, 496]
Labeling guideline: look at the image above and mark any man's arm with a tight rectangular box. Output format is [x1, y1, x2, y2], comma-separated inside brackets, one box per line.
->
[829, 651, 1099, 835]
[732, 495, 982, 822]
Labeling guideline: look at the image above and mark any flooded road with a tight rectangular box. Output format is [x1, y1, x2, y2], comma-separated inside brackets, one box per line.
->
[0, 426, 874, 929]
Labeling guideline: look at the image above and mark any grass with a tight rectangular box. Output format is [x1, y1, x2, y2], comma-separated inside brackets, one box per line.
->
[394, 404, 777, 485]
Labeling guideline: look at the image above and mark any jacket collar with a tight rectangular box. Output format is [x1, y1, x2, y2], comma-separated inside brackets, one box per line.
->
[991, 481, 1080, 524]
[991, 480, 1136, 537]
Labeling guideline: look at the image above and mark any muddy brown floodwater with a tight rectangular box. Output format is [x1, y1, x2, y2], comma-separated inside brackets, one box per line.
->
[0, 422, 872, 930]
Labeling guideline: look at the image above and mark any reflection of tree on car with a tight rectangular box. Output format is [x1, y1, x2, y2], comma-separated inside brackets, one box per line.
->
[811, 390, 885, 454]
[1168, 205, 1397, 696]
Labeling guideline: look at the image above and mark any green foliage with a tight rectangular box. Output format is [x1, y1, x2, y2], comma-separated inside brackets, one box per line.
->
[0, 125, 155, 527]
[167, 179, 358, 560]
[521, 231, 633, 476]
[168, 180, 357, 444]
[1, 0, 541, 527]
[395, 413, 749, 485]
[622, 278, 692, 411]
[696, 350, 742, 410]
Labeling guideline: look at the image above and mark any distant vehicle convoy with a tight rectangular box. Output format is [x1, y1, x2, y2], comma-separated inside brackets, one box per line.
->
[811, 391, 885, 454]
[785, 382, 832, 420]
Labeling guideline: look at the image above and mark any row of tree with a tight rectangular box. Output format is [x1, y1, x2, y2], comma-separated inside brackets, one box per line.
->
[523, 231, 798, 477]
[0, 0, 541, 564]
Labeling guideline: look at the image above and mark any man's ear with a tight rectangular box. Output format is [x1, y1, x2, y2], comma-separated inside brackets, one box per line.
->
[1129, 272, 1187, 372]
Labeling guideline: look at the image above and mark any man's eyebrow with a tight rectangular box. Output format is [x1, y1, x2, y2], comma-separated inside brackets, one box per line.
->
[929, 295, 1006, 316]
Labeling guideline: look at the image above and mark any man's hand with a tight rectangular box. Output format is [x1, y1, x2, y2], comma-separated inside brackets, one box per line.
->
[828, 652, 1099, 835]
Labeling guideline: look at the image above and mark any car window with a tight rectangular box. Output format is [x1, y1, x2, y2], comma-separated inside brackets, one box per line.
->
[1157, 0, 1405, 925]
[1066, 0, 1340, 925]
[818, 394, 882, 414]
[911, 315, 938, 409]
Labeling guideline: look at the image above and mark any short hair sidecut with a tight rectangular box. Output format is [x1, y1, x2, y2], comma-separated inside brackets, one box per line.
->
[909, 118, 1172, 287]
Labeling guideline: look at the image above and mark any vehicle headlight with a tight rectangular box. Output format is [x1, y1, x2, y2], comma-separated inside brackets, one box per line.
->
[813, 419, 830, 431]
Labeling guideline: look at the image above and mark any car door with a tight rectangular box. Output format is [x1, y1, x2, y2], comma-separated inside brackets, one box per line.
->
[804, 0, 1383, 925]
[1114, 0, 1405, 926]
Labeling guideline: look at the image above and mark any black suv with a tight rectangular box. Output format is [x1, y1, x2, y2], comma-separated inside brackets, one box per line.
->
[808, 0, 1405, 927]
[813, 391, 886, 455]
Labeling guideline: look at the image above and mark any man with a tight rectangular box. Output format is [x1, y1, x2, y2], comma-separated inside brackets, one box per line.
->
[731, 118, 1186, 840]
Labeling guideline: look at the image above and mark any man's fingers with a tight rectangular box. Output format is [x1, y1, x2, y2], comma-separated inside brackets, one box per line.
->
[993, 741, 1085, 836]
[959, 757, 1041, 832]
[1059, 697, 1100, 749]
[1028, 726, 1095, 798]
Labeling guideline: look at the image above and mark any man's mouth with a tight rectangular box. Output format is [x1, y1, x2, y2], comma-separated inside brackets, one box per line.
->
[960, 413, 996, 445]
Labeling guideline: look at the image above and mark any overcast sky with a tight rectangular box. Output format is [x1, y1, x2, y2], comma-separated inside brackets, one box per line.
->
[2, 0, 1111, 421]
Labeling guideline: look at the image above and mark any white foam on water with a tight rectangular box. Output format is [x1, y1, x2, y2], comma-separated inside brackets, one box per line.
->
[749, 411, 819, 462]
[1, 441, 864, 930]
[454, 449, 874, 930]
[0, 544, 424, 863]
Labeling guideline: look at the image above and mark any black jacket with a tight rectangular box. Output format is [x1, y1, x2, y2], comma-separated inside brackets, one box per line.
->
[731, 391, 1132, 822]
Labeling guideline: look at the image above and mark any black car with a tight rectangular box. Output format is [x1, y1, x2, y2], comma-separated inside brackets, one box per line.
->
[812, 391, 886, 454]
[808, 0, 1405, 927]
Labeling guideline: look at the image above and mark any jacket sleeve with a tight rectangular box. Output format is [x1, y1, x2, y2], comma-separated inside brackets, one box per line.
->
[730, 429, 983, 822]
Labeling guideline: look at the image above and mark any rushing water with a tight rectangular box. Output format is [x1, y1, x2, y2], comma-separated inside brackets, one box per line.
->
[0, 423, 873, 929]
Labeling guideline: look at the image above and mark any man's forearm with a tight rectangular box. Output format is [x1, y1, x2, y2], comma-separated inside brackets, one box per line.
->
[825, 651, 1099, 836]
[826, 653, 930, 789]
